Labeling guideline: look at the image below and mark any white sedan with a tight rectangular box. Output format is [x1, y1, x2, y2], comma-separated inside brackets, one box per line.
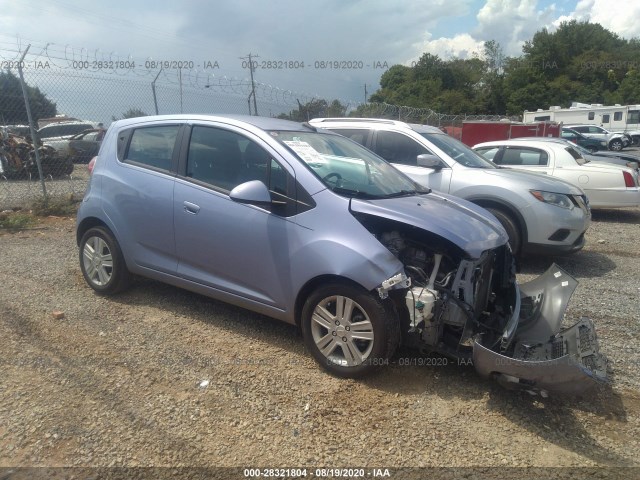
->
[473, 139, 640, 208]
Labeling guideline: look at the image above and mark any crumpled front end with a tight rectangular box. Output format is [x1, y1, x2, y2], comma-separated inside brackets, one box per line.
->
[473, 264, 608, 395]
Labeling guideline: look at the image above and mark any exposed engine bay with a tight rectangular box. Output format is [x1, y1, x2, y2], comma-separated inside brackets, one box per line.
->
[377, 229, 517, 356]
[371, 224, 607, 395]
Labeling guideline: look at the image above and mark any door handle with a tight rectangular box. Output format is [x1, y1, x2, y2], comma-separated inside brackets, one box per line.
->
[183, 201, 200, 214]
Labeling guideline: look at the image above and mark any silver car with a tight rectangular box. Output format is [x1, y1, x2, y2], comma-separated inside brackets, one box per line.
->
[76, 114, 606, 394]
[309, 118, 591, 257]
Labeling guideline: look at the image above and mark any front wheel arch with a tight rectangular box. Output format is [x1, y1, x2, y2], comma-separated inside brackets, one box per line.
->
[300, 280, 400, 378]
[468, 198, 527, 255]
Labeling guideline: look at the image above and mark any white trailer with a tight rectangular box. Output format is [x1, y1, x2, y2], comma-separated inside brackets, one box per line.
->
[523, 103, 640, 143]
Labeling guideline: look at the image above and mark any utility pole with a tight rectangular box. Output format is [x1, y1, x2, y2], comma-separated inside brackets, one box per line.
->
[364, 84, 368, 104]
[240, 53, 259, 116]
[151, 67, 163, 115]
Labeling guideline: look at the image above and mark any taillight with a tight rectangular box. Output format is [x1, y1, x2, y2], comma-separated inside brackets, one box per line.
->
[623, 171, 636, 187]
[87, 156, 96, 175]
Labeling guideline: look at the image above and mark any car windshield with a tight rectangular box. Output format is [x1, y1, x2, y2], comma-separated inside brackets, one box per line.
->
[272, 131, 429, 198]
[420, 133, 497, 168]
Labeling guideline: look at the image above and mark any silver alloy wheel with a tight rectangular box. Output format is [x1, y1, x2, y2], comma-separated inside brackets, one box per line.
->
[310, 295, 374, 367]
[82, 236, 114, 287]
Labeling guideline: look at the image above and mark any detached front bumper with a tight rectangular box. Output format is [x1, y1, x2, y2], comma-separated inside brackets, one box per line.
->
[473, 264, 608, 395]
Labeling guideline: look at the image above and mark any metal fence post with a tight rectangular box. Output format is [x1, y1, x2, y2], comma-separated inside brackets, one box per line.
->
[17, 44, 48, 201]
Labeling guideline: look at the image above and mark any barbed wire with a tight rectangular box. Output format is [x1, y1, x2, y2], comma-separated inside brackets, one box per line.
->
[0, 36, 352, 107]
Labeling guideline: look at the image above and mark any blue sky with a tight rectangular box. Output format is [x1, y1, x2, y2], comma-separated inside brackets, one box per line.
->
[1, 0, 639, 107]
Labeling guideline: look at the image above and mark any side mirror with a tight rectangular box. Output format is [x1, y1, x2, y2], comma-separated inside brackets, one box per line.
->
[417, 154, 443, 169]
[229, 180, 272, 205]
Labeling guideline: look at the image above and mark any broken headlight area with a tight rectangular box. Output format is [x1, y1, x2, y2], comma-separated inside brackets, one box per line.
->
[374, 227, 607, 395]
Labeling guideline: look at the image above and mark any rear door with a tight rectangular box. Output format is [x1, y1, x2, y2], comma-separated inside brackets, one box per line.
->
[105, 122, 184, 274]
[490, 145, 554, 175]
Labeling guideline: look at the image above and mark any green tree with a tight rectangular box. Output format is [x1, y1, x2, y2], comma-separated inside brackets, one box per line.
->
[278, 99, 347, 121]
[114, 108, 148, 120]
[0, 70, 57, 124]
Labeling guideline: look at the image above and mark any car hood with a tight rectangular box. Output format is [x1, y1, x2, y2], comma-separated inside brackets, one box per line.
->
[350, 192, 508, 259]
[480, 168, 584, 195]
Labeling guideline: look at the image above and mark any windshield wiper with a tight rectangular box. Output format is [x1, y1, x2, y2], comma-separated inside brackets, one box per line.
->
[331, 187, 381, 199]
[378, 188, 431, 199]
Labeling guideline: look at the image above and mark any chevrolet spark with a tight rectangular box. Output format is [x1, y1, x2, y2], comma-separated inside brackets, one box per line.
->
[76, 115, 606, 394]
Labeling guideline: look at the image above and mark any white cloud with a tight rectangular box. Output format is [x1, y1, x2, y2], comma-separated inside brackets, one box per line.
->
[412, 33, 484, 62]
[411, 0, 559, 63]
[552, 0, 640, 38]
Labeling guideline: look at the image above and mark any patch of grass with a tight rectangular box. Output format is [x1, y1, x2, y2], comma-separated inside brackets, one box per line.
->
[0, 212, 36, 230]
[31, 194, 79, 217]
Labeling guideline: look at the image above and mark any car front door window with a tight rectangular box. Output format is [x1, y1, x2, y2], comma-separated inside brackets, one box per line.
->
[374, 131, 429, 166]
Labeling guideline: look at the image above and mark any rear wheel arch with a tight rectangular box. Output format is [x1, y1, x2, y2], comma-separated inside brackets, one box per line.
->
[76, 216, 109, 245]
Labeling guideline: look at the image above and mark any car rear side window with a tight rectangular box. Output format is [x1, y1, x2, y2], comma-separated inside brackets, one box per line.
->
[125, 125, 180, 172]
[496, 147, 549, 166]
[475, 147, 500, 161]
[329, 128, 370, 147]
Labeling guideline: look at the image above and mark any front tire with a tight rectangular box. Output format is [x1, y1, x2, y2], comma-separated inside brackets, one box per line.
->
[79, 226, 131, 295]
[301, 282, 399, 378]
[487, 207, 522, 256]
[609, 139, 623, 151]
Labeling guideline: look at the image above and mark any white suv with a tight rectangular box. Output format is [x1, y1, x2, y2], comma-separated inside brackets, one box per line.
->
[309, 118, 591, 257]
[564, 124, 629, 151]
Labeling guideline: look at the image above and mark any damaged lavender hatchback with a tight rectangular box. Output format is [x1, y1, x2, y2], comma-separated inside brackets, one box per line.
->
[76, 114, 607, 394]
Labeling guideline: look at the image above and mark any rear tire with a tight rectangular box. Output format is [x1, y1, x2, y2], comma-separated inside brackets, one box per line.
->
[487, 208, 522, 256]
[79, 226, 131, 295]
[301, 282, 399, 378]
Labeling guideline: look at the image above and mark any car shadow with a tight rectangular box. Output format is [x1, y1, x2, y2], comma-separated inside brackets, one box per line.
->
[483, 383, 633, 466]
[591, 208, 640, 224]
[365, 348, 634, 466]
[517, 250, 617, 278]
[109, 277, 307, 360]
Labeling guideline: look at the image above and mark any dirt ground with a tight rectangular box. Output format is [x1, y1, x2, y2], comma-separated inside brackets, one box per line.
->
[1, 209, 639, 479]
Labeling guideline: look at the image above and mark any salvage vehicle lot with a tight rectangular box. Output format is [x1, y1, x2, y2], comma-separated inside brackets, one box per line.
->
[1, 208, 639, 471]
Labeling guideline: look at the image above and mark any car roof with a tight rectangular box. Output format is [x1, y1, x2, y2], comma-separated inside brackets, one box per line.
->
[474, 139, 563, 148]
[112, 114, 316, 133]
[309, 117, 444, 134]
[516, 137, 569, 143]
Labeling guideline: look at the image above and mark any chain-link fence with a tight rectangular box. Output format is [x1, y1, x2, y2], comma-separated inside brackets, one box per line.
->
[341, 102, 519, 127]
[1, 42, 516, 210]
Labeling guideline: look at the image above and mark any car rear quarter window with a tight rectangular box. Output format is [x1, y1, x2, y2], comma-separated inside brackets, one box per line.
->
[125, 125, 180, 172]
[565, 147, 587, 165]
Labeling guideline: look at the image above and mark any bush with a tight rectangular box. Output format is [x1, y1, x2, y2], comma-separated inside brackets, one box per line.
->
[31, 195, 78, 216]
[0, 211, 36, 230]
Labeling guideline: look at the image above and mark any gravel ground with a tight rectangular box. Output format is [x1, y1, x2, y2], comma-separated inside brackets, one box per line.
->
[0, 207, 639, 477]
